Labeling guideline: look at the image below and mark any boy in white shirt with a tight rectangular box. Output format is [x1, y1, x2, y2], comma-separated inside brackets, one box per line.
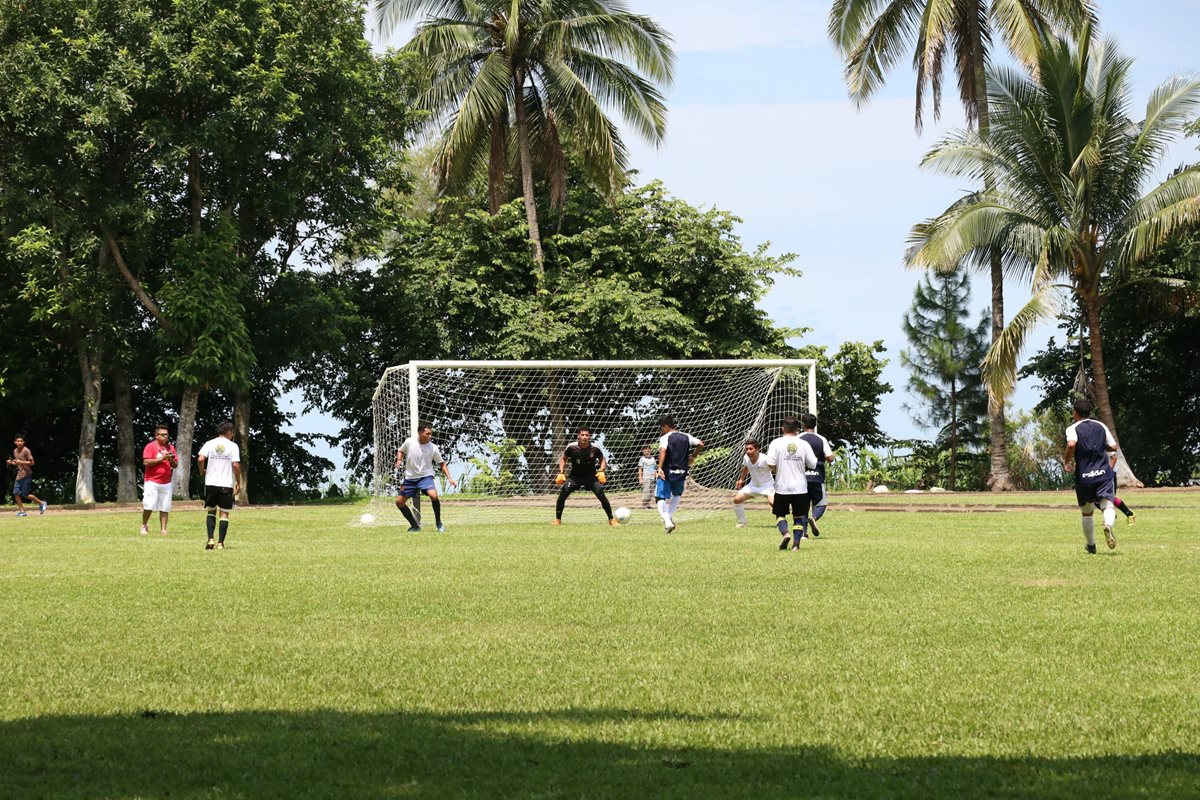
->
[197, 421, 241, 550]
[764, 416, 817, 551]
[637, 446, 657, 508]
[394, 421, 457, 532]
[732, 439, 774, 528]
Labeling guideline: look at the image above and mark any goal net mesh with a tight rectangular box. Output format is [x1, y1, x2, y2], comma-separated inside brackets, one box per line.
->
[361, 362, 813, 525]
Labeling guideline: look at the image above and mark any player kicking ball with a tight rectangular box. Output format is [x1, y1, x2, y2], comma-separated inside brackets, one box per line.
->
[733, 439, 774, 527]
[553, 427, 617, 526]
[395, 421, 457, 532]
[1064, 397, 1119, 553]
[655, 416, 704, 533]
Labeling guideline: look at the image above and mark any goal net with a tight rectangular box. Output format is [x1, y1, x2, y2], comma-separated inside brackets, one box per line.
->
[359, 360, 816, 525]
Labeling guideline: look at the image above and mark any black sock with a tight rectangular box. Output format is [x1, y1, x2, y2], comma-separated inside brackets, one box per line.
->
[399, 505, 418, 527]
[431, 497, 442, 526]
[218, 519, 229, 543]
[206, 512, 216, 538]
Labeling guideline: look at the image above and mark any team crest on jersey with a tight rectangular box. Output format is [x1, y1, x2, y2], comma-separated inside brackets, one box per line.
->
[787, 443, 797, 454]
[215, 444, 226, 454]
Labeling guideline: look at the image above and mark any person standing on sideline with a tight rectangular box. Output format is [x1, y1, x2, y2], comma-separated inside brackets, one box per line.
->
[765, 416, 818, 551]
[8, 433, 47, 516]
[637, 445, 657, 509]
[394, 421, 457, 532]
[655, 416, 705, 533]
[141, 425, 177, 535]
[197, 421, 241, 550]
[1064, 397, 1119, 553]
[799, 414, 836, 537]
[552, 427, 616, 526]
[732, 440, 774, 528]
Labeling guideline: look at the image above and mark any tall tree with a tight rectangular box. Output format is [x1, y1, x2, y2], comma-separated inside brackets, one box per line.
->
[900, 269, 988, 489]
[829, 0, 1095, 490]
[907, 28, 1200, 487]
[378, 0, 674, 273]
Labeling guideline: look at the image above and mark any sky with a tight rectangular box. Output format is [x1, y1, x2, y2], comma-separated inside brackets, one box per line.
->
[295, 1, 1200, 479]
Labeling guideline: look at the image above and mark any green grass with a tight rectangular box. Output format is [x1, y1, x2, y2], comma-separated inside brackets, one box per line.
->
[3, 496, 1199, 798]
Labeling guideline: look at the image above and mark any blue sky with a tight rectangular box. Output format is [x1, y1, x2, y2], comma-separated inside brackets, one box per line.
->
[298, 2, 1200, 477]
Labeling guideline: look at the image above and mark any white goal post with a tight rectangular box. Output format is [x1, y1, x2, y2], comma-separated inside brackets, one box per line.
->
[362, 359, 817, 524]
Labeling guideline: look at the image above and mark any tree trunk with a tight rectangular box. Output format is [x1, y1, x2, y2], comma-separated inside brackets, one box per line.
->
[234, 390, 251, 504]
[113, 364, 138, 502]
[173, 386, 201, 499]
[1082, 292, 1142, 487]
[512, 67, 545, 276]
[948, 377, 958, 491]
[75, 340, 102, 505]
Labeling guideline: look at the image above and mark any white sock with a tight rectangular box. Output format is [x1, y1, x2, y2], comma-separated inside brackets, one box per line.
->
[1081, 515, 1095, 546]
[657, 498, 669, 521]
[1101, 502, 1116, 529]
[734, 504, 747, 524]
[668, 495, 682, 515]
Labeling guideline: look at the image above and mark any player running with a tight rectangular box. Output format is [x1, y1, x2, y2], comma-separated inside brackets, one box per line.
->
[799, 414, 836, 537]
[655, 416, 705, 533]
[8, 433, 47, 517]
[1063, 397, 1119, 553]
[765, 416, 818, 551]
[394, 421, 457, 532]
[733, 439, 774, 528]
[553, 427, 616, 526]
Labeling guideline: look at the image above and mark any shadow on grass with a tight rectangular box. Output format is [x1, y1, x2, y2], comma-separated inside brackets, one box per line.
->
[2, 707, 1196, 799]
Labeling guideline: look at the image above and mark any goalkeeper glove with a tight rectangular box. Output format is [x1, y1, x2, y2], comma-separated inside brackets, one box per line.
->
[555, 473, 566, 486]
[596, 471, 606, 484]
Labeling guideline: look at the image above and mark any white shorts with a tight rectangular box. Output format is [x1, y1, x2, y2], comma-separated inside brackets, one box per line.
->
[142, 481, 173, 512]
[737, 482, 775, 498]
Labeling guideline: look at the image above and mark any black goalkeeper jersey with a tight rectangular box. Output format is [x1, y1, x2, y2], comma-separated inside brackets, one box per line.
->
[564, 444, 604, 481]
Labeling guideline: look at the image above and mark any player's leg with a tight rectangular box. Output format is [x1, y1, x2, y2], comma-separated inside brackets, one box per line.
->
[667, 483, 683, 517]
[1075, 483, 1097, 553]
[555, 480, 579, 523]
[590, 481, 616, 524]
[655, 479, 671, 526]
[12, 477, 26, 515]
[204, 486, 218, 548]
[395, 481, 421, 530]
[1114, 496, 1135, 523]
[772, 493, 791, 549]
[424, 480, 445, 532]
[641, 479, 654, 509]
[791, 494, 811, 549]
[26, 489, 45, 513]
[733, 491, 750, 527]
[808, 484, 825, 537]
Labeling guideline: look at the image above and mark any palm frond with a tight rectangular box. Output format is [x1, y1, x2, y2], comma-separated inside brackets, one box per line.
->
[982, 285, 1062, 412]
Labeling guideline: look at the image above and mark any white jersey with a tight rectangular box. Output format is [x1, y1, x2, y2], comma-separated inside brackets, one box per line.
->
[743, 453, 774, 488]
[638, 455, 657, 479]
[198, 437, 241, 488]
[764, 434, 817, 495]
[399, 437, 445, 479]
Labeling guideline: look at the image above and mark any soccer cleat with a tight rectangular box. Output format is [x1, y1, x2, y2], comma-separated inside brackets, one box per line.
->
[809, 521, 820, 538]
[735, 522, 746, 529]
[791, 543, 800, 551]
[206, 540, 215, 550]
[778, 535, 790, 551]
[1085, 543, 1097, 555]
[664, 518, 676, 534]
[407, 526, 421, 532]
[140, 525, 149, 536]
[608, 518, 619, 526]
[436, 523, 446, 533]
[38, 502, 47, 515]
[15, 511, 27, 517]
[1127, 515, 1136, 526]
[551, 519, 562, 526]
[216, 542, 225, 549]
[1104, 525, 1116, 550]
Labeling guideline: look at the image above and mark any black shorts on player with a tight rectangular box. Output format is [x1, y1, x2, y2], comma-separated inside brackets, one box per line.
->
[204, 485, 235, 510]
[772, 492, 810, 518]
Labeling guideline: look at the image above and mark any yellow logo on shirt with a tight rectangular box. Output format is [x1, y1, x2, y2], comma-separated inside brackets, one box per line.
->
[787, 444, 797, 454]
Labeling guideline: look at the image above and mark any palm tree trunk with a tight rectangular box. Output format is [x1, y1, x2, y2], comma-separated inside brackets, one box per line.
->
[512, 67, 545, 277]
[113, 364, 138, 502]
[949, 377, 958, 491]
[969, 13, 1012, 491]
[1082, 292, 1142, 487]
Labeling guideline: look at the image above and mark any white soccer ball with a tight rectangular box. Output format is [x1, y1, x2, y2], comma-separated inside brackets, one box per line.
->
[360, 513, 376, 525]
[614, 507, 632, 523]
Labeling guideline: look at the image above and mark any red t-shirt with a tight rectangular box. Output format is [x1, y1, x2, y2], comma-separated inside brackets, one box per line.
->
[143, 442, 176, 485]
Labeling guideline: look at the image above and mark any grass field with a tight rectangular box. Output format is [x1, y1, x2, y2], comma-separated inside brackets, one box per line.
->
[3, 494, 1199, 799]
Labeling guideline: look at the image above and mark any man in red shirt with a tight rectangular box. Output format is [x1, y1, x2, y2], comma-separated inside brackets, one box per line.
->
[141, 425, 177, 535]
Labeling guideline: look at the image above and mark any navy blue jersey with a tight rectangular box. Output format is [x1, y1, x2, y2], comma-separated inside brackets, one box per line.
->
[658, 430, 700, 480]
[800, 432, 831, 483]
[1066, 418, 1116, 485]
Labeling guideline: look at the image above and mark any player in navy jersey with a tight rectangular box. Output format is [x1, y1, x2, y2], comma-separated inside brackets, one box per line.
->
[1063, 397, 1119, 553]
[655, 415, 705, 533]
[799, 414, 836, 537]
[553, 427, 616, 526]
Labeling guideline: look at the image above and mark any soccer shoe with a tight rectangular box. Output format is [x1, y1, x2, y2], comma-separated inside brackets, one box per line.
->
[38, 502, 47, 515]
[436, 523, 446, 533]
[1104, 525, 1116, 550]
[664, 518, 676, 534]
[1127, 515, 1136, 526]
[778, 535, 790, 551]
[206, 540, 215, 550]
[407, 526, 421, 533]
[216, 542, 225, 550]
[140, 525, 149, 536]
[1085, 543, 1097, 555]
[551, 519, 562, 526]
[608, 518, 619, 526]
[735, 522, 746, 529]
[809, 521, 821, 538]
[15, 511, 27, 517]
[791, 543, 801, 551]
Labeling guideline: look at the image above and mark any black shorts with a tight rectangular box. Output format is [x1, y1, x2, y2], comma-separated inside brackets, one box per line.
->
[204, 485, 235, 511]
[561, 477, 606, 495]
[772, 492, 810, 518]
[808, 482, 825, 508]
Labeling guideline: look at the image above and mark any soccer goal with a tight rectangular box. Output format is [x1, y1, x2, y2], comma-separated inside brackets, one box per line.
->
[359, 359, 817, 525]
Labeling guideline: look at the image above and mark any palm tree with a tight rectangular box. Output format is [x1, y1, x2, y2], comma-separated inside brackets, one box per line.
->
[377, 0, 674, 275]
[828, 0, 1095, 490]
[907, 27, 1200, 487]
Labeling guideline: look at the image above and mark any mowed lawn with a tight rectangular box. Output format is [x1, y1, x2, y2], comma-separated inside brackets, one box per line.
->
[2, 494, 1199, 799]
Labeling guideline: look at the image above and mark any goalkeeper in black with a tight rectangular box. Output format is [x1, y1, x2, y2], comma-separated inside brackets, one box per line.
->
[552, 427, 618, 526]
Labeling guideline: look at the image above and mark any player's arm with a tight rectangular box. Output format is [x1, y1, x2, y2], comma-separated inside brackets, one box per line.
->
[197, 452, 207, 477]
[688, 437, 705, 465]
[439, 459, 457, 488]
[232, 460, 241, 494]
[656, 446, 666, 478]
[596, 453, 607, 484]
[1062, 442, 1076, 472]
[735, 465, 749, 489]
[394, 447, 404, 468]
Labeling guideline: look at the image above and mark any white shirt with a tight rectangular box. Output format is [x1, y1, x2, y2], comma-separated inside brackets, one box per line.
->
[638, 455, 657, 478]
[743, 453, 774, 487]
[198, 437, 241, 488]
[399, 437, 445, 479]
[764, 435, 817, 494]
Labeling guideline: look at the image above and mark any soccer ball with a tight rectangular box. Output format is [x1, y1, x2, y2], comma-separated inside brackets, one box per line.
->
[614, 507, 632, 523]
[360, 513, 376, 525]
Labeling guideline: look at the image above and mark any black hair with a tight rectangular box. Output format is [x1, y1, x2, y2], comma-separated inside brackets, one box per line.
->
[745, 439, 761, 450]
[577, 426, 591, 435]
[217, 421, 235, 436]
[1072, 396, 1093, 418]
[13, 432, 25, 440]
[658, 415, 676, 429]
[801, 413, 817, 430]
[154, 424, 170, 434]
[781, 416, 800, 434]
[417, 420, 433, 433]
